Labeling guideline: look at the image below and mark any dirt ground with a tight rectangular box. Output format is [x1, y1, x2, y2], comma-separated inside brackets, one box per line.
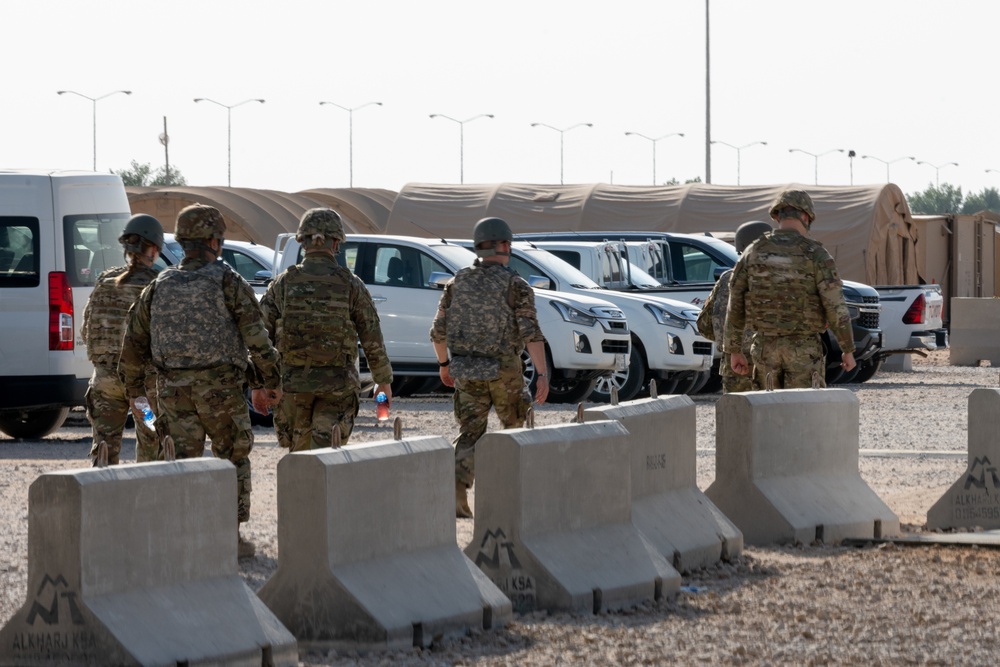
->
[2, 350, 998, 666]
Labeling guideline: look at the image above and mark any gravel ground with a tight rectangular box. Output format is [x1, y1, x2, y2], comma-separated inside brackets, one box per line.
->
[2, 350, 998, 665]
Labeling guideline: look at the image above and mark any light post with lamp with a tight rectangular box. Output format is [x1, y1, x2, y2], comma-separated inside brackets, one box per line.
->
[861, 154, 915, 183]
[429, 113, 494, 184]
[193, 97, 266, 187]
[530, 122, 593, 185]
[56, 89, 132, 171]
[710, 140, 766, 185]
[319, 100, 382, 187]
[788, 148, 844, 185]
[916, 160, 958, 188]
[624, 131, 685, 185]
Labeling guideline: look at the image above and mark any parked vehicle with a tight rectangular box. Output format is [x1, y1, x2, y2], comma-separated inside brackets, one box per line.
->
[872, 284, 947, 366]
[0, 170, 133, 438]
[159, 233, 273, 295]
[273, 234, 632, 404]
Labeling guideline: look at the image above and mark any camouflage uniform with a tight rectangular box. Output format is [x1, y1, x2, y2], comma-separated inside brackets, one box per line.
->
[429, 260, 544, 488]
[82, 264, 161, 463]
[724, 229, 855, 389]
[696, 269, 753, 393]
[261, 252, 393, 450]
[120, 206, 279, 524]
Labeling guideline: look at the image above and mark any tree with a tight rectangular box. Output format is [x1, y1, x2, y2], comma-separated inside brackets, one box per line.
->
[114, 160, 187, 186]
[961, 187, 1000, 215]
[906, 183, 963, 215]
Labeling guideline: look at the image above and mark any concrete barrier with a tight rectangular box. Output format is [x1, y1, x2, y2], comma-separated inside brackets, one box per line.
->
[0, 459, 297, 666]
[927, 388, 1000, 529]
[464, 420, 679, 614]
[705, 389, 900, 545]
[257, 436, 510, 653]
[584, 395, 742, 572]
[950, 297, 1000, 366]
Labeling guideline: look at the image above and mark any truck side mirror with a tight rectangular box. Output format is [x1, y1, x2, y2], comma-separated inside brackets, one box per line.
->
[428, 271, 453, 289]
[527, 275, 551, 290]
[254, 269, 273, 284]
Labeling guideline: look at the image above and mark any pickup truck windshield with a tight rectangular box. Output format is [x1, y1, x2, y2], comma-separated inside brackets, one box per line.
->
[513, 245, 603, 289]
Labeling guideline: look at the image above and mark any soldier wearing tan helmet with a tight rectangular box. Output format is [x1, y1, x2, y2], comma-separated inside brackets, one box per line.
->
[430, 216, 549, 519]
[119, 203, 281, 560]
[724, 190, 856, 389]
[257, 208, 393, 451]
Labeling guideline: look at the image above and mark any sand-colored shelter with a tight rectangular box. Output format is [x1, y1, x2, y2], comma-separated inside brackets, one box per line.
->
[385, 183, 920, 286]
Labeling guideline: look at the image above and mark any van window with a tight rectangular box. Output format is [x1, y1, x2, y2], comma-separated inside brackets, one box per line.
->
[0, 217, 40, 287]
[64, 214, 130, 287]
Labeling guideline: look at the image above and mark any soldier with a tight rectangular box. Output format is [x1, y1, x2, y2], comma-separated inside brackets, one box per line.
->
[120, 204, 280, 560]
[696, 220, 772, 393]
[82, 214, 164, 464]
[256, 208, 393, 450]
[725, 190, 856, 389]
[430, 217, 549, 519]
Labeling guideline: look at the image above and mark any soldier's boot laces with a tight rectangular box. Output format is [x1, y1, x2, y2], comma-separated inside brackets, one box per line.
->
[238, 530, 256, 561]
[456, 482, 473, 519]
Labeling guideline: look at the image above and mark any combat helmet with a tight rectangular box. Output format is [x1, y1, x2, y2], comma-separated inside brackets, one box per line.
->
[768, 189, 816, 226]
[175, 204, 226, 241]
[296, 208, 345, 243]
[119, 213, 164, 251]
[734, 220, 772, 253]
[472, 217, 513, 258]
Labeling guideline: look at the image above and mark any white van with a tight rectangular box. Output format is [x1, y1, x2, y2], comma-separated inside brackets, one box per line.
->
[0, 170, 133, 438]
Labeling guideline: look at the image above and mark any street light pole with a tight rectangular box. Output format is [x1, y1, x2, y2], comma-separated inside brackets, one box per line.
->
[788, 148, 844, 185]
[710, 140, 766, 185]
[916, 160, 958, 188]
[429, 113, 494, 184]
[861, 155, 915, 183]
[625, 131, 685, 185]
[319, 100, 382, 187]
[193, 97, 265, 187]
[530, 122, 593, 184]
[56, 89, 132, 171]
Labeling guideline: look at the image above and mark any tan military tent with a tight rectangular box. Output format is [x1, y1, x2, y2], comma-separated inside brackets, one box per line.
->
[386, 183, 921, 286]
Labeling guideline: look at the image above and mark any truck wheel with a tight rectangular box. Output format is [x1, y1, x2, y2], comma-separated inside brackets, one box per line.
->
[834, 363, 863, 384]
[852, 357, 883, 383]
[0, 407, 70, 439]
[698, 359, 723, 394]
[590, 342, 645, 403]
[547, 377, 598, 405]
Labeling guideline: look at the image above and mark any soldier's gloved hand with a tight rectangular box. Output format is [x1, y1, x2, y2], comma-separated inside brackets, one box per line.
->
[730, 352, 750, 376]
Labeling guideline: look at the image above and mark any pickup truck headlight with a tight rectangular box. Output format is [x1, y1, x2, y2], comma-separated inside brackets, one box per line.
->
[644, 303, 687, 329]
[847, 305, 860, 320]
[550, 300, 597, 327]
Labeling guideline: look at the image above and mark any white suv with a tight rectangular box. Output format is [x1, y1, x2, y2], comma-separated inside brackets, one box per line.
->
[273, 234, 632, 404]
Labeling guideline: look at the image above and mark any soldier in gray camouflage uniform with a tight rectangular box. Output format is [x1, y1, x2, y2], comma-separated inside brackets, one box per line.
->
[430, 217, 549, 519]
[120, 204, 281, 560]
[82, 214, 164, 464]
[257, 208, 393, 450]
[725, 190, 856, 389]
[696, 220, 772, 393]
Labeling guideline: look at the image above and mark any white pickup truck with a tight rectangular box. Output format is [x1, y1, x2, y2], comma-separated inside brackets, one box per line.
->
[272, 234, 632, 404]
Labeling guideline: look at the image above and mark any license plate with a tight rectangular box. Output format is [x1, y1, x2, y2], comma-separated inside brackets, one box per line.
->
[615, 353, 627, 371]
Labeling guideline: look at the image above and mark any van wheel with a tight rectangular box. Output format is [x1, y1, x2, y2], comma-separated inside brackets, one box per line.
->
[0, 407, 70, 439]
[590, 341, 645, 403]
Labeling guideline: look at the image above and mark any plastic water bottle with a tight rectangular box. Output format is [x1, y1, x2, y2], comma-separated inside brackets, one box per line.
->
[375, 391, 390, 422]
[134, 396, 156, 430]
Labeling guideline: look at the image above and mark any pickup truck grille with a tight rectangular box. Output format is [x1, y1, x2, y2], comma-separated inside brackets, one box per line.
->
[602, 339, 630, 354]
[859, 311, 880, 329]
[606, 320, 628, 331]
[693, 342, 714, 355]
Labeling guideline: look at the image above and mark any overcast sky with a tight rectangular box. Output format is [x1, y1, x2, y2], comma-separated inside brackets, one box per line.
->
[4, 1, 997, 199]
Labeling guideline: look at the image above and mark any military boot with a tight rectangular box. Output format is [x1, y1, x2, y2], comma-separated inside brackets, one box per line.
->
[238, 529, 256, 561]
[456, 481, 473, 519]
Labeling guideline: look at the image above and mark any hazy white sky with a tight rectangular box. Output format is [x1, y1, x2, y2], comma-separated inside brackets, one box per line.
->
[4, 1, 998, 198]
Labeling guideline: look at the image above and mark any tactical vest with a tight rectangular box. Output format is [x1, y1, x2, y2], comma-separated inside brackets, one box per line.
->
[744, 232, 829, 336]
[276, 265, 356, 368]
[85, 265, 157, 365]
[446, 264, 518, 359]
[149, 261, 246, 370]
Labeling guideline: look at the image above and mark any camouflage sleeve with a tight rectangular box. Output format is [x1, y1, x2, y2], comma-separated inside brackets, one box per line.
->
[511, 277, 545, 344]
[258, 275, 283, 341]
[118, 283, 154, 396]
[429, 281, 453, 344]
[351, 275, 393, 385]
[696, 279, 721, 341]
[814, 249, 856, 354]
[224, 270, 281, 389]
[723, 259, 749, 354]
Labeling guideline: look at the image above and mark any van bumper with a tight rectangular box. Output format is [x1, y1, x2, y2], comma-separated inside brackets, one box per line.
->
[0, 375, 86, 410]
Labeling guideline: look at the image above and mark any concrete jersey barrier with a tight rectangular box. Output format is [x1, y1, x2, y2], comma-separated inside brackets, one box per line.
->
[0, 458, 297, 666]
[465, 420, 679, 614]
[257, 435, 511, 653]
[584, 395, 743, 572]
[949, 297, 1000, 366]
[927, 388, 1000, 529]
[705, 388, 900, 545]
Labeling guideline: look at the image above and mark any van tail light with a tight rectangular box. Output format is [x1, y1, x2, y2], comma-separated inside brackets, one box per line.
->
[49, 271, 74, 351]
[902, 292, 925, 325]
